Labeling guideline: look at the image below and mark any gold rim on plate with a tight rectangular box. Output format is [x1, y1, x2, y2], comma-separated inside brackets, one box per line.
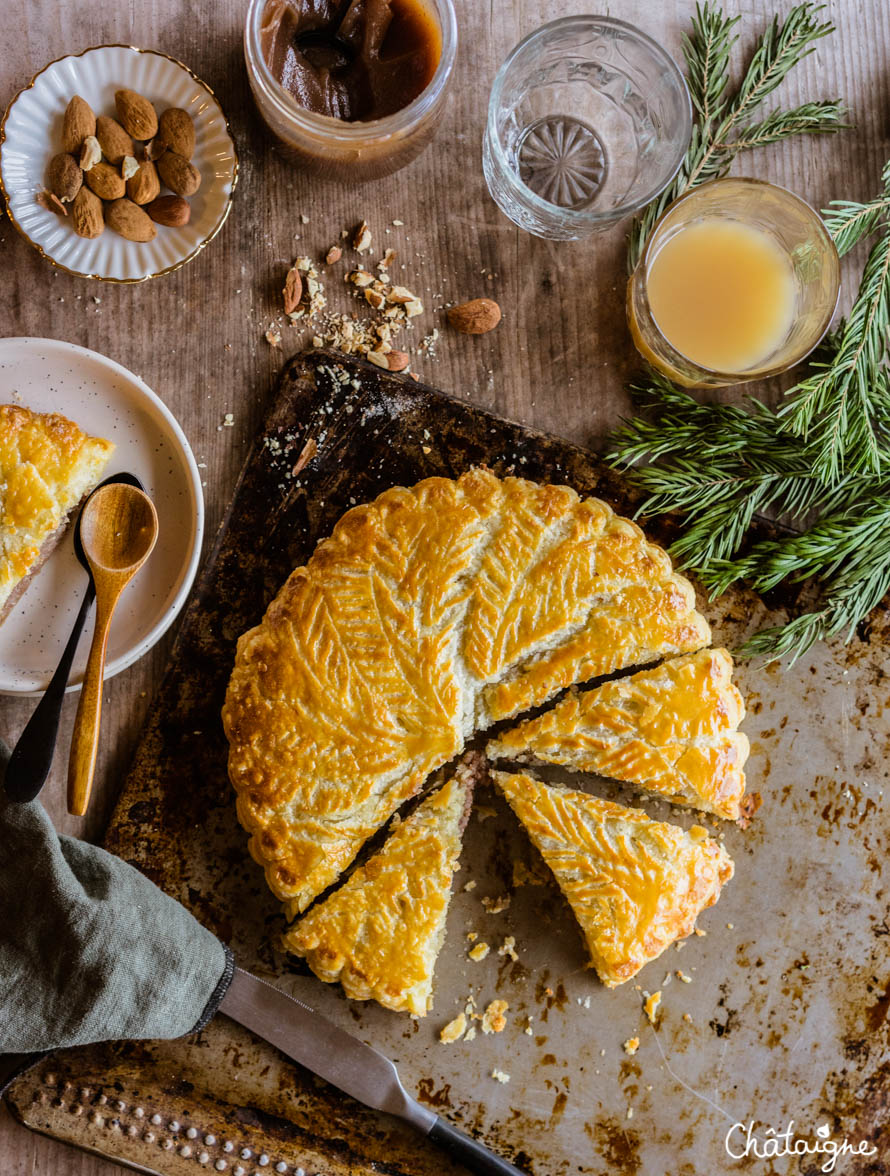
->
[0, 43, 240, 284]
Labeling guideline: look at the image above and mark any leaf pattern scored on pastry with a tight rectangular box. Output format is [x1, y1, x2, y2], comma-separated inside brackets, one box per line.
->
[488, 648, 749, 820]
[223, 469, 711, 916]
[493, 770, 733, 987]
[285, 763, 475, 1014]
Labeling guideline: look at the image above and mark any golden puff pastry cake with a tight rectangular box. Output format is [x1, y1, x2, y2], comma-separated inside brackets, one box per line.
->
[488, 649, 749, 821]
[284, 759, 476, 1015]
[493, 771, 733, 987]
[0, 404, 114, 622]
[223, 468, 710, 917]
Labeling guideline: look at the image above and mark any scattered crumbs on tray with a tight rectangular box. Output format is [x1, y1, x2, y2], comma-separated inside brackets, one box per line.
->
[482, 894, 511, 914]
[623, 1037, 640, 1056]
[644, 990, 662, 1024]
[439, 1013, 466, 1044]
[498, 936, 518, 962]
[469, 942, 490, 962]
[481, 999, 509, 1034]
[491, 1069, 511, 1084]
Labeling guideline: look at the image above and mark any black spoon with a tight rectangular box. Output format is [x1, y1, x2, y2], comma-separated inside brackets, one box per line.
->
[3, 472, 144, 804]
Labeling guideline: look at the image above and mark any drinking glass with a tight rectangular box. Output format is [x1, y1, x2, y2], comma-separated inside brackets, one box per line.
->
[483, 16, 692, 240]
[627, 178, 841, 387]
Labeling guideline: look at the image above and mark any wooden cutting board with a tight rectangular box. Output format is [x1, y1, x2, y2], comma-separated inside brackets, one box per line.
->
[6, 350, 888, 1174]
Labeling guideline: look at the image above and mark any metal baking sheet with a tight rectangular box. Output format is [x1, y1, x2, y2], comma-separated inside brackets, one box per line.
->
[8, 350, 888, 1174]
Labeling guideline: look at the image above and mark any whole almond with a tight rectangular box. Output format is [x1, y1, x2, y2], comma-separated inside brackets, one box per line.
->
[61, 95, 95, 154]
[105, 197, 157, 242]
[127, 160, 161, 205]
[115, 89, 158, 140]
[47, 152, 82, 203]
[96, 116, 135, 166]
[71, 186, 104, 238]
[283, 266, 302, 314]
[85, 160, 126, 201]
[446, 297, 502, 335]
[156, 150, 201, 197]
[146, 194, 191, 227]
[158, 107, 195, 159]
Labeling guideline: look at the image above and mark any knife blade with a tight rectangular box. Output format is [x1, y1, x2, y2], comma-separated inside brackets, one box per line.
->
[220, 967, 529, 1176]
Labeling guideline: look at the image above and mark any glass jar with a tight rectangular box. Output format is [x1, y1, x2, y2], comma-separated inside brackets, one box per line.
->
[627, 178, 841, 387]
[244, 0, 457, 181]
[483, 16, 692, 241]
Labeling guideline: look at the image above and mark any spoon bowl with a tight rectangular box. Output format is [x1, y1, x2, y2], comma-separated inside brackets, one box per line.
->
[80, 483, 158, 573]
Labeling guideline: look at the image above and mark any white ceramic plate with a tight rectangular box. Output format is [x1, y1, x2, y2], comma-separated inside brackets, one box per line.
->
[0, 338, 204, 694]
[0, 45, 238, 282]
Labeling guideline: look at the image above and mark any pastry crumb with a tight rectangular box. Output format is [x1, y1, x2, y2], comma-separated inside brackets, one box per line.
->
[463, 880, 477, 892]
[497, 936, 519, 962]
[265, 327, 281, 346]
[481, 999, 509, 1034]
[683, 1012, 693, 1023]
[482, 894, 511, 914]
[623, 1037, 640, 1055]
[644, 990, 662, 1024]
[524, 1016, 534, 1036]
[676, 971, 693, 984]
[464, 1025, 477, 1042]
[469, 942, 490, 962]
[491, 1069, 510, 1084]
[466, 931, 478, 943]
[439, 1013, 467, 1044]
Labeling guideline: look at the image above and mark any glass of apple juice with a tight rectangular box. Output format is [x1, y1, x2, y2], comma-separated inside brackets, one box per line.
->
[627, 177, 840, 388]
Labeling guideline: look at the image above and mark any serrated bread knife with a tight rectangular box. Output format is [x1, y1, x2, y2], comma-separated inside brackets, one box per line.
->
[220, 967, 529, 1176]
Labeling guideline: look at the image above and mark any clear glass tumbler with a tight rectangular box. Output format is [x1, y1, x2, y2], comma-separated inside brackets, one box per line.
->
[483, 16, 692, 240]
[627, 178, 841, 387]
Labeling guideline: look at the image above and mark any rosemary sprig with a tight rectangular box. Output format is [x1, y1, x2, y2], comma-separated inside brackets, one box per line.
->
[609, 5, 890, 662]
[627, 2, 845, 270]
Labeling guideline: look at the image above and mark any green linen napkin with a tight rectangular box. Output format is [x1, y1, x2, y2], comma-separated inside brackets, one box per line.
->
[0, 743, 233, 1059]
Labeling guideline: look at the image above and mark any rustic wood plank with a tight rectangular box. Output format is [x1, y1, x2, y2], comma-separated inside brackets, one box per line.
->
[2, 0, 889, 1171]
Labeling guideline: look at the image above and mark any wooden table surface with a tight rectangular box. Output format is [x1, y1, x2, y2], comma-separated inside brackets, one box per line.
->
[1, 0, 887, 1171]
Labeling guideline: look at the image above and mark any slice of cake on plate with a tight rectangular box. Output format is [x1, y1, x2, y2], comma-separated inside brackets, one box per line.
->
[0, 404, 114, 623]
[284, 758, 477, 1015]
[488, 649, 748, 820]
[493, 770, 733, 987]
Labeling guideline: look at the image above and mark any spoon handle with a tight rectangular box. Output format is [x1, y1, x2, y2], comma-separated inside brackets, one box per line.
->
[67, 591, 116, 817]
[4, 581, 96, 804]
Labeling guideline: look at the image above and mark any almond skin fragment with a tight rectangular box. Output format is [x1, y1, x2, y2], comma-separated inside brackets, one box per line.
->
[47, 153, 82, 203]
[447, 297, 502, 335]
[115, 89, 159, 140]
[146, 194, 191, 227]
[70, 186, 104, 238]
[158, 108, 195, 159]
[96, 116, 135, 166]
[61, 95, 95, 154]
[283, 266, 303, 315]
[85, 161, 126, 201]
[127, 160, 161, 205]
[36, 190, 68, 216]
[386, 349, 410, 371]
[156, 150, 201, 197]
[105, 197, 157, 242]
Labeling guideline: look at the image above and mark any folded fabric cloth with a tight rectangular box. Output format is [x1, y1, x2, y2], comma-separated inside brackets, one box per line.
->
[0, 742, 233, 1060]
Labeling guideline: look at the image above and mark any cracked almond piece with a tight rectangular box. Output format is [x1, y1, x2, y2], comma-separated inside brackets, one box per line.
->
[284, 762, 476, 1015]
[493, 771, 733, 987]
[488, 648, 748, 820]
[353, 219, 372, 252]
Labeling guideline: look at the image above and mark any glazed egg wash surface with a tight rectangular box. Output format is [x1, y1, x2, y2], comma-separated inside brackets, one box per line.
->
[646, 218, 797, 373]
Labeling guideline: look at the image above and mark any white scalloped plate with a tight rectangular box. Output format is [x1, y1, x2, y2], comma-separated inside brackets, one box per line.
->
[0, 45, 238, 282]
[0, 338, 204, 694]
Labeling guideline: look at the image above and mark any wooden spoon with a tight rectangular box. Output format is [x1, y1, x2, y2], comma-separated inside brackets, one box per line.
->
[67, 483, 159, 817]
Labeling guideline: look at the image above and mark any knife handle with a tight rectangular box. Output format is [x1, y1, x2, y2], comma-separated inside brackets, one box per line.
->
[428, 1115, 529, 1176]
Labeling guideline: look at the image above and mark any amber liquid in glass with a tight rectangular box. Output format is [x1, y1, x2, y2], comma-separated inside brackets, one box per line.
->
[646, 219, 797, 373]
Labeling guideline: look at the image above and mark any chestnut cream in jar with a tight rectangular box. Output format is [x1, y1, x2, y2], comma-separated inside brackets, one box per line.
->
[245, 0, 456, 179]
